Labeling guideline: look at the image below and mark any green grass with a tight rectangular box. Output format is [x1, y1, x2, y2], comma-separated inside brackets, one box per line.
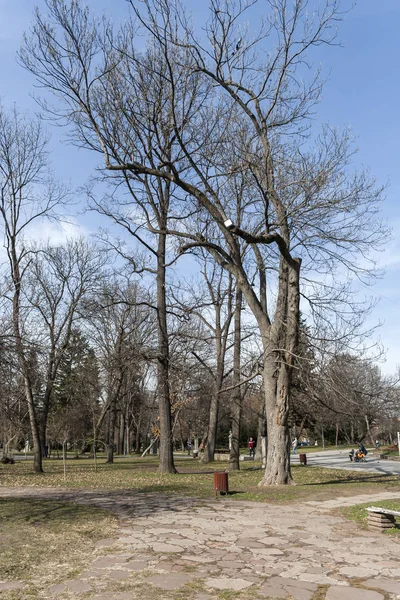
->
[0, 497, 117, 597]
[340, 499, 400, 536]
[1, 454, 399, 504]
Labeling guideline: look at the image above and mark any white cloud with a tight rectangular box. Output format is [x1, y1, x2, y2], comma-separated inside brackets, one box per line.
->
[24, 217, 90, 247]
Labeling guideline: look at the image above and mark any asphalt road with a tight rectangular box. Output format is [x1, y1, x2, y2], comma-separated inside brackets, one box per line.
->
[292, 449, 400, 476]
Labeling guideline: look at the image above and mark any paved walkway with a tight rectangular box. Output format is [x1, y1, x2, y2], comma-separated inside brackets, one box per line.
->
[0, 487, 400, 599]
[291, 450, 400, 476]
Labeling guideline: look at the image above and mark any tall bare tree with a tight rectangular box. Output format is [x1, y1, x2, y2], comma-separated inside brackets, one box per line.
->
[21, 0, 387, 483]
[24, 238, 104, 456]
[0, 104, 65, 472]
[86, 280, 154, 462]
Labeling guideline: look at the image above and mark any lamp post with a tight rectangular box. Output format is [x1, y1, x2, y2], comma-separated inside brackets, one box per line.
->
[397, 431, 400, 457]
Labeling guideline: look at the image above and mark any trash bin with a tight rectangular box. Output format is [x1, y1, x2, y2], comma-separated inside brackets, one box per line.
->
[299, 453, 307, 465]
[213, 472, 229, 496]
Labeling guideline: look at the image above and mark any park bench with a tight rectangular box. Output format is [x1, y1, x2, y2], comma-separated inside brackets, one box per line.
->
[366, 506, 400, 531]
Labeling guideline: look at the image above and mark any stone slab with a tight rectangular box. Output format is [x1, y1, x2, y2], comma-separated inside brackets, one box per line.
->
[326, 586, 384, 600]
[151, 542, 184, 553]
[108, 570, 131, 580]
[124, 560, 149, 571]
[92, 556, 127, 568]
[363, 578, 400, 594]
[205, 577, 253, 590]
[65, 579, 92, 593]
[146, 573, 193, 590]
[259, 576, 318, 600]
[0, 581, 24, 591]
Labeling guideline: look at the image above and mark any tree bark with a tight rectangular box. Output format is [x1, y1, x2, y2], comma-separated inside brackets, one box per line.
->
[202, 388, 219, 463]
[229, 289, 242, 471]
[156, 231, 176, 473]
[118, 411, 125, 455]
[254, 403, 266, 461]
[259, 259, 300, 485]
[106, 394, 117, 463]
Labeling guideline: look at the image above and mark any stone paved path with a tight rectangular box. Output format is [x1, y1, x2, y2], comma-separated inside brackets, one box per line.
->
[1, 487, 400, 599]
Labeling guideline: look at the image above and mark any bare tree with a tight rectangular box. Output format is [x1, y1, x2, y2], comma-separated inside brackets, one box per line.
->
[0, 104, 65, 472]
[86, 280, 155, 462]
[21, 0, 387, 484]
[24, 238, 104, 457]
[176, 256, 234, 462]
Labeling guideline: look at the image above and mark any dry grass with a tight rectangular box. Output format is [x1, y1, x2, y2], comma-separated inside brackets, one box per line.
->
[0, 498, 117, 598]
[1, 455, 399, 504]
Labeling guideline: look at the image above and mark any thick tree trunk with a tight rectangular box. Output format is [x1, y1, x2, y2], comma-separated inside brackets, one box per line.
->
[229, 289, 242, 471]
[24, 378, 43, 473]
[365, 414, 374, 445]
[259, 259, 300, 486]
[254, 403, 266, 461]
[156, 231, 176, 473]
[259, 361, 292, 485]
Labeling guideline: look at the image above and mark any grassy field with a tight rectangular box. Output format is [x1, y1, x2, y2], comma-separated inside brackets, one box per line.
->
[1, 454, 400, 504]
[0, 497, 117, 598]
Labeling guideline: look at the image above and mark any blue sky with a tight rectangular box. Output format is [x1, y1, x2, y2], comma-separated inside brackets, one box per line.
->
[1, 0, 400, 374]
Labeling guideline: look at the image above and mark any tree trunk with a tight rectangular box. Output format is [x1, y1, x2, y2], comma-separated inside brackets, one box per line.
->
[229, 289, 242, 471]
[11, 248, 42, 473]
[156, 231, 176, 473]
[24, 378, 43, 473]
[106, 397, 117, 463]
[202, 293, 228, 463]
[259, 259, 300, 486]
[118, 411, 125, 455]
[260, 361, 292, 485]
[39, 384, 53, 459]
[365, 414, 374, 445]
[135, 423, 141, 452]
[254, 401, 266, 461]
[125, 403, 130, 455]
[202, 388, 219, 463]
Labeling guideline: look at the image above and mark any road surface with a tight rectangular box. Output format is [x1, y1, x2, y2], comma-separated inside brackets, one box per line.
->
[292, 449, 400, 476]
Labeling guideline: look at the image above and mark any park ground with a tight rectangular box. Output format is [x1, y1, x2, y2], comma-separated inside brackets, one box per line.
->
[1, 453, 400, 600]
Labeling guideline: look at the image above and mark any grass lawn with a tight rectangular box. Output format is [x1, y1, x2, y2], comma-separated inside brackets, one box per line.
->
[1, 454, 399, 504]
[0, 497, 117, 598]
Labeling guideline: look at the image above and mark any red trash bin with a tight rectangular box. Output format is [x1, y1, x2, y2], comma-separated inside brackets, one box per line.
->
[214, 472, 229, 496]
[299, 453, 307, 465]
